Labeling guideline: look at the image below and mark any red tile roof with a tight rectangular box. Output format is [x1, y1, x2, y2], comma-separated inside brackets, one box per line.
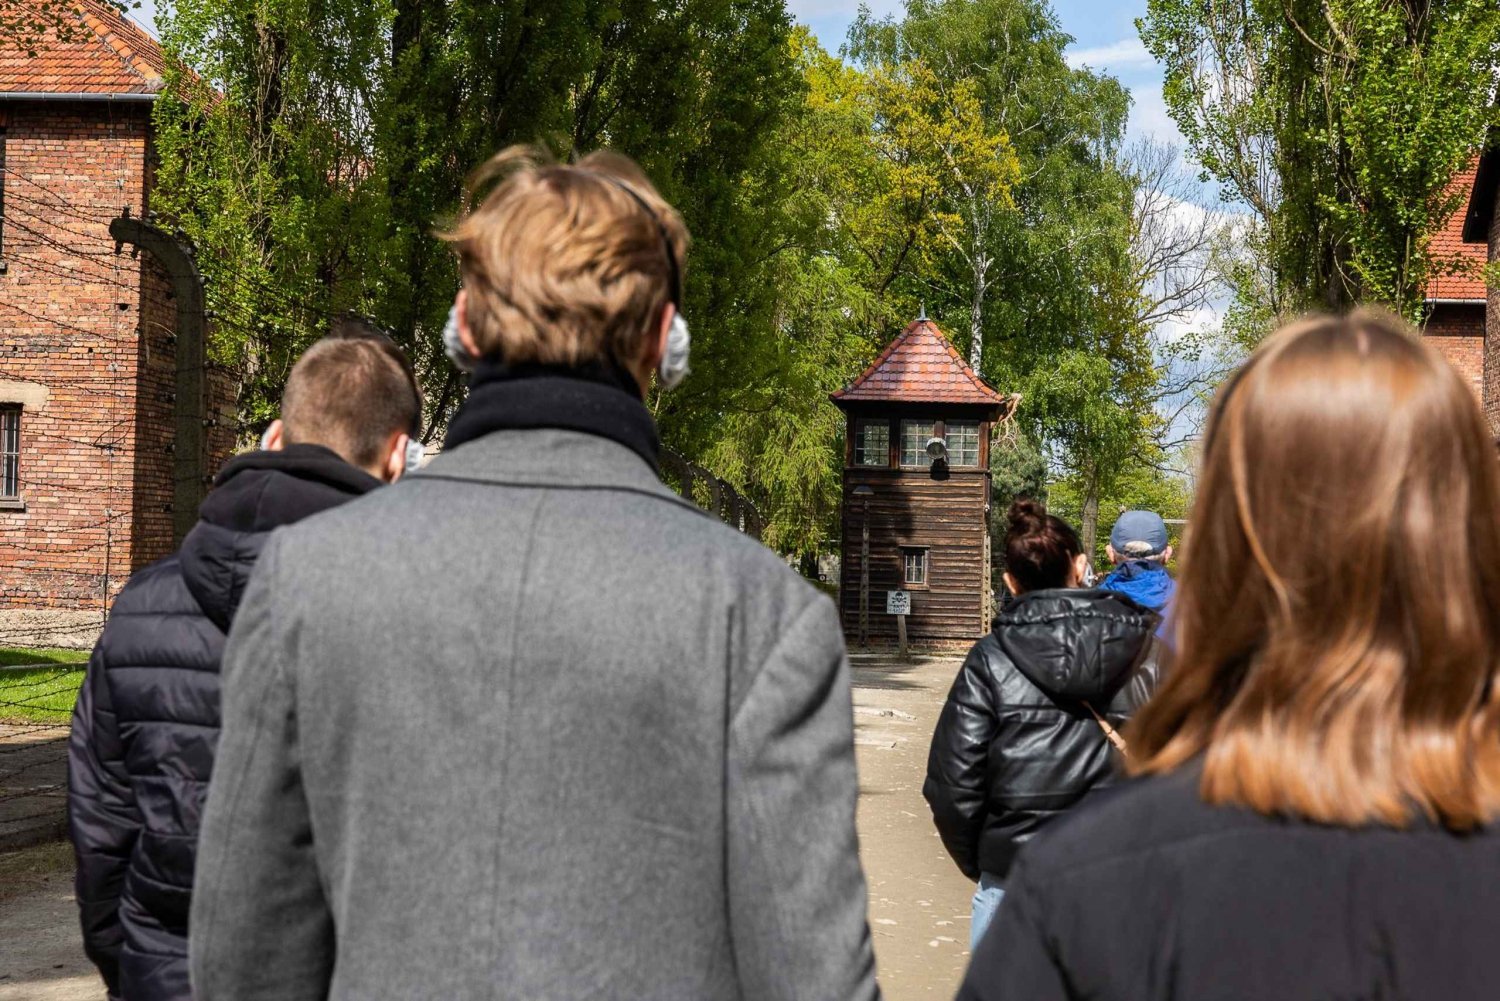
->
[832, 318, 1007, 408]
[1426, 162, 1488, 301]
[0, 0, 165, 96]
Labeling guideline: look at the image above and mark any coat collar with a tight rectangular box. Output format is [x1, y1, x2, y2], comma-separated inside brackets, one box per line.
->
[443, 358, 661, 473]
[416, 427, 702, 517]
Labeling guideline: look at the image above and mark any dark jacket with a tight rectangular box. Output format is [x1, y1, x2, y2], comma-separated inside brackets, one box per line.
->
[68, 446, 379, 1001]
[923, 589, 1160, 881]
[959, 765, 1500, 1001]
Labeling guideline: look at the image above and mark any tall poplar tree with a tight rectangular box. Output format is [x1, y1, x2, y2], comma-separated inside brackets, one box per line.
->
[1140, 0, 1500, 319]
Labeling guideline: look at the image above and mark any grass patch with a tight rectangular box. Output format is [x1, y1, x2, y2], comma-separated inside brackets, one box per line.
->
[0, 648, 88, 724]
[0, 647, 88, 669]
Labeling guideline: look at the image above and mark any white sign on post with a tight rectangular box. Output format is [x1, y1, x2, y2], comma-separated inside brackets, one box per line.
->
[886, 590, 911, 616]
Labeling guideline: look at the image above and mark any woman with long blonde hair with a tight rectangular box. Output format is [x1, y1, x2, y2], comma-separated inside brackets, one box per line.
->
[958, 309, 1500, 1001]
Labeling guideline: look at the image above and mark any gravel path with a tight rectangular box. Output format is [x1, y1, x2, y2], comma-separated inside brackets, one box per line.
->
[0, 842, 103, 1001]
[0, 723, 71, 852]
[851, 654, 975, 999]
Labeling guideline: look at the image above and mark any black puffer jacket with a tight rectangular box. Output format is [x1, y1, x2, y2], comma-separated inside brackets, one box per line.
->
[68, 446, 379, 1001]
[923, 589, 1161, 881]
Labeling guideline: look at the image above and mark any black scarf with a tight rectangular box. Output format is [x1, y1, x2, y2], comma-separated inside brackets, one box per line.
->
[444, 357, 661, 472]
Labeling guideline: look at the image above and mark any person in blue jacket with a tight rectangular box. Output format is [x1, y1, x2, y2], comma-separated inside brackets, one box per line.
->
[1100, 510, 1176, 612]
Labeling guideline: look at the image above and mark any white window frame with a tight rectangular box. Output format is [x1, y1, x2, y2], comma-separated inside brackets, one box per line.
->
[900, 420, 936, 468]
[947, 421, 981, 468]
[0, 405, 20, 506]
[902, 546, 929, 587]
[853, 419, 890, 467]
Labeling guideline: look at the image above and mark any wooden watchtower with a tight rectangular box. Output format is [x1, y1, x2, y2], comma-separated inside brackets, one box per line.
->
[831, 317, 1014, 644]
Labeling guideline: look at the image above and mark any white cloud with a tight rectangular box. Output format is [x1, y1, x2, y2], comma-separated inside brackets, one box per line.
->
[1065, 38, 1155, 72]
[1125, 85, 1186, 147]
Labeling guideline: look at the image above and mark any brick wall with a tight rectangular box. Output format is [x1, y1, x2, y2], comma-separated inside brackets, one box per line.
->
[0, 100, 236, 623]
[1423, 302, 1485, 403]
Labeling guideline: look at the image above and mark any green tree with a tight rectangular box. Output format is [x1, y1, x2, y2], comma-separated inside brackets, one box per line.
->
[1047, 456, 1192, 570]
[705, 24, 1021, 554]
[1140, 0, 1500, 319]
[153, 0, 390, 429]
[152, 0, 804, 442]
[848, 0, 1216, 557]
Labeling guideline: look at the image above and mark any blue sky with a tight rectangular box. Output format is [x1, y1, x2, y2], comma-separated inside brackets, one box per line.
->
[787, 0, 1180, 148]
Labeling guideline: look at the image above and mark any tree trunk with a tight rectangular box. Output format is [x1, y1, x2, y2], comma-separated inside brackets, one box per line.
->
[1080, 466, 1101, 564]
[969, 269, 984, 373]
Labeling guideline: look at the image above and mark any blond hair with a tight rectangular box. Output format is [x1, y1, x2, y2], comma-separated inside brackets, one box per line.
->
[441, 146, 688, 368]
[1128, 309, 1500, 830]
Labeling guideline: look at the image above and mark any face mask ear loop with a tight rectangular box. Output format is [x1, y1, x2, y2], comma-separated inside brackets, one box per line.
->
[443, 299, 478, 373]
[658, 312, 691, 390]
[404, 439, 426, 476]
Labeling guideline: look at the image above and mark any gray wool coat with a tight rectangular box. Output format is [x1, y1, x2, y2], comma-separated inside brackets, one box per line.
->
[187, 428, 880, 1001]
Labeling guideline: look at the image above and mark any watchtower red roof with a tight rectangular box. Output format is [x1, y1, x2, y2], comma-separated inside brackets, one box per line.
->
[832, 317, 1006, 408]
[0, 0, 166, 96]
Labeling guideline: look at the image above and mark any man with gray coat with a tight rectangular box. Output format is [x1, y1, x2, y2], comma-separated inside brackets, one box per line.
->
[188, 147, 879, 1000]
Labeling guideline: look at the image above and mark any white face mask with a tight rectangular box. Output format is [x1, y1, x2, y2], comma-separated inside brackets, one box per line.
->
[443, 301, 477, 373]
[658, 312, 691, 390]
[403, 439, 425, 475]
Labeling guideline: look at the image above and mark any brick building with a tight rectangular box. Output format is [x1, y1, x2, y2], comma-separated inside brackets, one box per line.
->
[1423, 162, 1488, 401]
[0, 3, 236, 645]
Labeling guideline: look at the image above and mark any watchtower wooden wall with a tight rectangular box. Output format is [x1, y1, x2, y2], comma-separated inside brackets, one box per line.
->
[831, 319, 1010, 644]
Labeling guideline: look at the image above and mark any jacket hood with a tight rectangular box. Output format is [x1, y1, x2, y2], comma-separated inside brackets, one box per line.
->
[993, 589, 1159, 701]
[179, 444, 380, 631]
[1100, 559, 1175, 611]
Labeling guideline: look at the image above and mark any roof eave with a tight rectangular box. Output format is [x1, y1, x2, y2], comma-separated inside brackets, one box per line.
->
[828, 394, 1006, 413]
[0, 90, 157, 102]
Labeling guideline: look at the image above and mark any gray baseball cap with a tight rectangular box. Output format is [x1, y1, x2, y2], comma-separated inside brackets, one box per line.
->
[1110, 510, 1169, 557]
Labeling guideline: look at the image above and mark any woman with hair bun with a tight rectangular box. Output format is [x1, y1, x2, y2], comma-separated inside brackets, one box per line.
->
[924, 498, 1162, 948]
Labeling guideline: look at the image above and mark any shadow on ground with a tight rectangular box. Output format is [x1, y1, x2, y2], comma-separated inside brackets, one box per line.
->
[850, 653, 959, 693]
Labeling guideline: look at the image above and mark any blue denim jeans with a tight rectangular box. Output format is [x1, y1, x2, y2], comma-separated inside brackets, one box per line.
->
[970, 872, 1006, 950]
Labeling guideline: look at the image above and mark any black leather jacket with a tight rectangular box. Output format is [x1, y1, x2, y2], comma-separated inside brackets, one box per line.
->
[923, 589, 1161, 881]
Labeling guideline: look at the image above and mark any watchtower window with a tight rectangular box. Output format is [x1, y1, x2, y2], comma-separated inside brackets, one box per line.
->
[900, 420, 935, 467]
[947, 421, 980, 467]
[902, 547, 928, 586]
[854, 420, 890, 467]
